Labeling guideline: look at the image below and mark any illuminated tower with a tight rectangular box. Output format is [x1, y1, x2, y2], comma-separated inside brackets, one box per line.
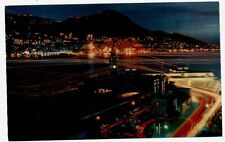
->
[109, 41, 117, 70]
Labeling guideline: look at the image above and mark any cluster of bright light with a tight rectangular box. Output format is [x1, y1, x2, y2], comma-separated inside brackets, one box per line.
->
[11, 50, 74, 58]
[87, 52, 95, 58]
[87, 43, 96, 58]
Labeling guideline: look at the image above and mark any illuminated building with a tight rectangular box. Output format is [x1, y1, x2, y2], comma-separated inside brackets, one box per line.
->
[153, 74, 167, 95]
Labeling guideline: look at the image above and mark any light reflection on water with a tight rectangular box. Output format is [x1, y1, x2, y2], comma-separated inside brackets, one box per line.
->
[7, 54, 221, 79]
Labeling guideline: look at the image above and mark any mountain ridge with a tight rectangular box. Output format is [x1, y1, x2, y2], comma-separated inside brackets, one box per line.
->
[5, 9, 205, 44]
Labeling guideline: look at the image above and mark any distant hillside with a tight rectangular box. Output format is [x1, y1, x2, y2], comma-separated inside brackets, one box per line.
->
[5, 9, 205, 45]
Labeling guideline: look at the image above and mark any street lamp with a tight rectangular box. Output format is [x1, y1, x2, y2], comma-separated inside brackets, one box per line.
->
[164, 124, 169, 130]
[96, 116, 101, 121]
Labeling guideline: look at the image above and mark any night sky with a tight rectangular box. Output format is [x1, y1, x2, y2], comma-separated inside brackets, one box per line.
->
[5, 2, 219, 44]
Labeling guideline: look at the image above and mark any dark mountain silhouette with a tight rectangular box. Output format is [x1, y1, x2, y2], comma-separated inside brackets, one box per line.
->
[62, 9, 151, 37]
[5, 9, 205, 44]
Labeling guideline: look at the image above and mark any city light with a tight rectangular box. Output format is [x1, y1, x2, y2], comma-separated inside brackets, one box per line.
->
[131, 101, 136, 106]
[112, 65, 117, 69]
[96, 116, 101, 121]
[88, 52, 95, 58]
[164, 124, 169, 129]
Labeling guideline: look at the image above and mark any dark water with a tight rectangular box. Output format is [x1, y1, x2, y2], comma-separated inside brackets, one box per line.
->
[149, 54, 221, 79]
[186, 62, 220, 79]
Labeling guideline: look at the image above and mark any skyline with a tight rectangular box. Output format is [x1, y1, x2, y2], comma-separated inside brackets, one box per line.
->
[5, 2, 220, 44]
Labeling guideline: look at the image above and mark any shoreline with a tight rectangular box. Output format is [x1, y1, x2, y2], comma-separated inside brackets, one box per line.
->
[6, 51, 220, 60]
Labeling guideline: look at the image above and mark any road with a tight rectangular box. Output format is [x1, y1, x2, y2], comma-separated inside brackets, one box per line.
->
[172, 82, 221, 137]
[172, 95, 207, 137]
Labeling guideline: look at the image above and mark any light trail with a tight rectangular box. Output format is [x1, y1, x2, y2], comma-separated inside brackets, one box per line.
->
[172, 95, 207, 137]
[173, 82, 221, 137]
